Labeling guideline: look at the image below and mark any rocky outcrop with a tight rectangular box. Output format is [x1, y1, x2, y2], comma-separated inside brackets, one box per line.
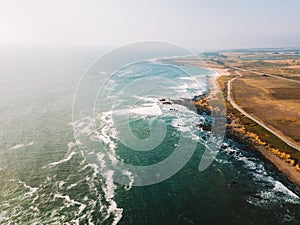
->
[192, 95, 212, 115]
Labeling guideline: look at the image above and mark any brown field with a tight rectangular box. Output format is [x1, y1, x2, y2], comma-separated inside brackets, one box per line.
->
[231, 76, 300, 145]
[270, 88, 300, 99]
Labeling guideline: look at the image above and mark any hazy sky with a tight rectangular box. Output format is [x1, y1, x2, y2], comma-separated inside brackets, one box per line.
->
[1, 0, 300, 50]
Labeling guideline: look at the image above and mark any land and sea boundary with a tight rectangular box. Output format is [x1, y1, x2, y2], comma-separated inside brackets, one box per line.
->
[166, 49, 300, 188]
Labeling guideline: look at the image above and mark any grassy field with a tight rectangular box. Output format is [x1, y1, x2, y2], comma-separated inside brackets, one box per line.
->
[231, 75, 300, 144]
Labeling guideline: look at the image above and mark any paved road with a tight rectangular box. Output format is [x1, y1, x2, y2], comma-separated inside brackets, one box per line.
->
[227, 70, 300, 151]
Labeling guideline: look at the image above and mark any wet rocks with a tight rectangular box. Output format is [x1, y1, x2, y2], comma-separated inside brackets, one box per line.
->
[197, 123, 211, 132]
[159, 98, 172, 105]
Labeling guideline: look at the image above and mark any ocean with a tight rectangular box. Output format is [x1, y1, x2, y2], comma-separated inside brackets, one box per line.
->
[0, 47, 300, 225]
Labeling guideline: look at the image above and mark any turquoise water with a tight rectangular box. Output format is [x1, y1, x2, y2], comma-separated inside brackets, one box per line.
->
[0, 48, 300, 224]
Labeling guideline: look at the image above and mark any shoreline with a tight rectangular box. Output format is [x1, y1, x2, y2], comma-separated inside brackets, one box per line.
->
[163, 57, 300, 188]
[203, 66, 300, 188]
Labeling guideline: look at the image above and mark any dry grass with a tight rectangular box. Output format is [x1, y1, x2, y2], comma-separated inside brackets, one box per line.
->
[232, 76, 300, 144]
[270, 88, 300, 99]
